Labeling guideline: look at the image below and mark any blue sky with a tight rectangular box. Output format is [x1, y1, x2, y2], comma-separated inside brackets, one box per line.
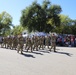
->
[0, 0, 76, 25]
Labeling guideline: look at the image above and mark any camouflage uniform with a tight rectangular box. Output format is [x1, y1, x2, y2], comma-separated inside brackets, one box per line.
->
[39, 36, 42, 49]
[50, 33, 56, 52]
[25, 37, 28, 50]
[32, 35, 35, 50]
[0, 37, 3, 48]
[6, 36, 13, 49]
[45, 36, 50, 49]
[27, 37, 32, 52]
[33, 36, 39, 51]
[12, 35, 18, 50]
[2, 37, 7, 48]
[39, 36, 44, 50]
[6, 36, 10, 49]
[17, 34, 24, 54]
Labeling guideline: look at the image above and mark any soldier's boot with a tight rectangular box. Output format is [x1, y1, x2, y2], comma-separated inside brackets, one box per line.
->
[33, 47, 34, 51]
[5, 44, 6, 48]
[17, 49, 19, 53]
[25, 46, 27, 50]
[11, 46, 13, 50]
[49, 46, 52, 51]
[42, 45, 44, 50]
[49, 49, 51, 51]
[15, 48, 16, 50]
[31, 48, 33, 52]
[7, 45, 9, 49]
[32, 46, 35, 50]
[36, 47, 38, 51]
[54, 46, 56, 52]
[39, 47, 40, 50]
[31, 47, 33, 52]
[27, 47, 29, 52]
[48, 46, 49, 49]
[1, 44, 3, 48]
[25, 45, 28, 50]
[21, 50, 23, 54]
[39, 45, 41, 49]
[6, 46, 8, 49]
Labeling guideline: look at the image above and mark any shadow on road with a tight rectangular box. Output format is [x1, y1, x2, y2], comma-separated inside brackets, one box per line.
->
[38, 50, 50, 53]
[32, 51, 43, 55]
[21, 53, 35, 58]
[54, 51, 73, 57]
[23, 50, 43, 55]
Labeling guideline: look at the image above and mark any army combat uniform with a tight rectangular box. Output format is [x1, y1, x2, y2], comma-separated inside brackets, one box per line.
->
[12, 36, 18, 50]
[17, 34, 24, 54]
[50, 33, 56, 52]
[2, 37, 7, 48]
[27, 37, 33, 52]
[45, 36, 50, 49]
[33, 36, 39, 51]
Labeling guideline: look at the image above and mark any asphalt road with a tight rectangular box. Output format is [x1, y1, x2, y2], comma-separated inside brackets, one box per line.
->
[0, 47, 76, 75]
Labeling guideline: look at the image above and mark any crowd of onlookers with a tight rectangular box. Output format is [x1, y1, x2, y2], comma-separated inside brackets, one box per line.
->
[56, 34, 76, 47]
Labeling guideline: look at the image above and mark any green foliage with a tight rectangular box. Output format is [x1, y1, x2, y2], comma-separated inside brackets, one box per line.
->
[11, 25, 24, 35]
[0, 11, 12, 36]
[20, 0, 62, 33]
[71, 20, 76, 35]
[58, 14, 73, 34]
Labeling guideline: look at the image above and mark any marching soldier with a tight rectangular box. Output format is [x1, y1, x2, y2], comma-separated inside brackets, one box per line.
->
[17, 34, 24, 54]
[6, 36, 10, 49]
[12, 35, 18, 50]
[45, 35, 50, 49]
[2, 36, 7, 48]
[27, 36, 33, 52]
[31, 35, 36, 50]
[33, 36, 39, 51]
[25, 36, 29, 50]
[39, 36, 44, 50]
[9, 36, 13, 49]
[50, 33, 56, 52]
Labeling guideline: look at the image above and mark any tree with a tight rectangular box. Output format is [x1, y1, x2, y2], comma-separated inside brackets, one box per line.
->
[71, 20, 76, 35]
[54, 14, 73, 34]
[0, 11, 12, 36]
[20, 0, 62, 33]
[48, 5, 62, 26]
[11, 25, 24, 35]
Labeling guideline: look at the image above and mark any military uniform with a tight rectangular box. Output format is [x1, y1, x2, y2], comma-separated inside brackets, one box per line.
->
[45, 36, 50, 49]
[6, 36, 10, 49]
[9, 36, 13, 49]
[31, 35, 35, 50]
[25, 37, 29, 50]
[2, 37, 7, 48]
[50, 33, 56, 52]
[27, 37, 32, 52]
[17, 34, 24, 54]
[39, 36, 44, 50]
[39, 36, 42, 49]
[34, 36, 39, 51]
[12, 35, 18, 50]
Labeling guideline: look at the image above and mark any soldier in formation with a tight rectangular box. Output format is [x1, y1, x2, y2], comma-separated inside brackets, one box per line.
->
[45, 35, 50, 49]
[1, 33, 57, 54]
[12, 35, 18, 50]
[49, 33, 56, 52]
[17, 34, 24, 54]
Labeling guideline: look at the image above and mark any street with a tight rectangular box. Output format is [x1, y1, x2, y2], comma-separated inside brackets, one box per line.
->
[0, 47, 76, 75]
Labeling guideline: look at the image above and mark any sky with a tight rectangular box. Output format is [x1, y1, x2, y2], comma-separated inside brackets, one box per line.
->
[0, 0, 76, 25]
